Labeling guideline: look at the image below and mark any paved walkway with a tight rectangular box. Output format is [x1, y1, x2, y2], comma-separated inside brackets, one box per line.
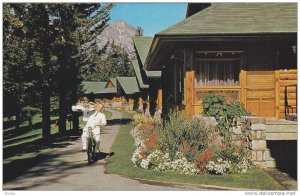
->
[3, 109, 195, 191]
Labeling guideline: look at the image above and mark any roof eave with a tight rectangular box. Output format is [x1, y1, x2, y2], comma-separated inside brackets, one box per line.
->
[146, 33, 297, 70]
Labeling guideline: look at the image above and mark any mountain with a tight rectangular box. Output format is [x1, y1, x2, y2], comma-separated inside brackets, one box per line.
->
[95, 20, 138, 55]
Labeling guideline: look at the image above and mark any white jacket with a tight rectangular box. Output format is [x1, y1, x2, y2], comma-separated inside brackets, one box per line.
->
[72, 105, 95, 122]
[84, 112, 107, 135]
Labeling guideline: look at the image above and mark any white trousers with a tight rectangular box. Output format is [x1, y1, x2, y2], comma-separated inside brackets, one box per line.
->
[82, 127, 101, 152]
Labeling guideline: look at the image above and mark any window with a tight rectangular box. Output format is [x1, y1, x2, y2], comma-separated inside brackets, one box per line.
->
[194, 51, 242, 87]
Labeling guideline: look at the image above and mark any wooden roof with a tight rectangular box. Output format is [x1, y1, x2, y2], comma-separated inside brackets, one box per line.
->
[159, 3, 297, 36]
[116, 77, 140, 95]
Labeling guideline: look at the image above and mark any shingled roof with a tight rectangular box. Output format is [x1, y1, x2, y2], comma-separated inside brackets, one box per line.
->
[133, 36, 153, 65]
[82, 81, 107, 94]
[116, 77, 140, 95]
[99, 87, 117, 94]
[132, 59, 149, 89]
[133, 36, 161, 77]
[159, 3, 297, 35]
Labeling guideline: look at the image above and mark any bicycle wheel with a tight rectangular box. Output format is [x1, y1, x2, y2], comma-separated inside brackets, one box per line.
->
[87, 138, 93, 164]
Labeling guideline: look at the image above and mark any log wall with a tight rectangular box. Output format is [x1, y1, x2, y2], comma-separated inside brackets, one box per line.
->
[276, 69, 297, 119]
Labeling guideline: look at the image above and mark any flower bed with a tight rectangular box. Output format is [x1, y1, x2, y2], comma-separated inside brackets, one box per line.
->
[130, 105, 253, 175]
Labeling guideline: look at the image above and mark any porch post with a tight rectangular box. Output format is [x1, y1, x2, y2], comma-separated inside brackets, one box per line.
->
[185, 71, 195, 116]
[184, 47, 194, 116]
[275, 70, 280, 119]
[240, 70, 247, 108]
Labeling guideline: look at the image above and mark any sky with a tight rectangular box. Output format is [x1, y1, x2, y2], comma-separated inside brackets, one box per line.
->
[109, 3, 187, 36]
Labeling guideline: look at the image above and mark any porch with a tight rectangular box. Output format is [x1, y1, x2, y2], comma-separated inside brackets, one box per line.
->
[184, 69, 297, 120]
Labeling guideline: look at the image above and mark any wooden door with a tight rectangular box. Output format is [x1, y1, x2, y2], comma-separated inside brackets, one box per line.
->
[246, 71, 276, 119]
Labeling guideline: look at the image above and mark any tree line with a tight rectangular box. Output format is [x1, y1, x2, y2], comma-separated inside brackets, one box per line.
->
[3, 3, 133, 137]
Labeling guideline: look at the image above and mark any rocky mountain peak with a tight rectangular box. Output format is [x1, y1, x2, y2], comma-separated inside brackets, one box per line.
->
[95, 20, 140, 55]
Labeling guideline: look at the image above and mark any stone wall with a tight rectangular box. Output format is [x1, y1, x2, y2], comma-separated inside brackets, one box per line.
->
[194, 115, 268, 168]
[232, 116, 267, 168]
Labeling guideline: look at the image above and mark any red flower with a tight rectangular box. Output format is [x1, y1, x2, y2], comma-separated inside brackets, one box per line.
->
[143, 130, 159, 151]
[139, 123, 155, 131]
[195, 149, 212, 173]
[140, 149, 148, 160]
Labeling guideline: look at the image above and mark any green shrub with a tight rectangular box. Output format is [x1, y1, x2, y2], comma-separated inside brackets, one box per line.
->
[203, 92, 248, 140]
[156, 108, 213, 160]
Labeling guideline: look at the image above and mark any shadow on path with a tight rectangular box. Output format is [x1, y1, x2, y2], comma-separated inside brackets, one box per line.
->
[3, 132, 80, 183]
[106, 118, 131, 126]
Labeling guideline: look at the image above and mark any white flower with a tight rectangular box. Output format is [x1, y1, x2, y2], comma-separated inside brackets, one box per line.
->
[140, 159, 150, 169]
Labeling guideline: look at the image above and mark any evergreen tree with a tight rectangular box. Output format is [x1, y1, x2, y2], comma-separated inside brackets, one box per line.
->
[3, 3, 113, 136]
[81, 41, 134, 82]
[51, 3, 113, 133]
[3, 4, 41, 131]
[26, 4, 54, 137]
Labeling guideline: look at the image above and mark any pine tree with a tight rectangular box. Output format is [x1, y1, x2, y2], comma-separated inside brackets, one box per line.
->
[51, 3, 113, 133]
[3, 4, 41, 131]
[3, 3, 114, 135]
[81, 41, 134, 82]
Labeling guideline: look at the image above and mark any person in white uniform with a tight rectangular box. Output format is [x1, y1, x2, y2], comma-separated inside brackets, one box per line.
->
[71, 98, 96, 123]
[81, 103, 107, 153]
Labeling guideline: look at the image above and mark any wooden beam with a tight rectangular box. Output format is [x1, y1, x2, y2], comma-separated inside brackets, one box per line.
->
[184, 47, 193, 71]
[275, 70, 280, 119]
[195, 50, 244, 54]
[185, 71, 194, 116]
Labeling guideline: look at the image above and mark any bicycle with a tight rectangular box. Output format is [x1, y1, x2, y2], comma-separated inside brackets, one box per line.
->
[86, 127, 97, 164]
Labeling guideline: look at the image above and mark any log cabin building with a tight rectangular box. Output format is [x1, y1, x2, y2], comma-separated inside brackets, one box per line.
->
[144, 3, 297, 120]
[81, 77, 140, 109]
[133, 36, 162, 115]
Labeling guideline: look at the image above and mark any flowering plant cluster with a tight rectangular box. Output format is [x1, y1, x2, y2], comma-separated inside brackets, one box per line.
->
[132, 149, 198, 175]
[195, 149, 212, 173]
[205, 157, 253, 175]
[130, 109, 253, 175]
[205, 158, 231, 175]
[132, 113, 159, 126]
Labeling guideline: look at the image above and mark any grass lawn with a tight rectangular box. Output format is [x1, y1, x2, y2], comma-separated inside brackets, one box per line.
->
[105, 111, 285, 190]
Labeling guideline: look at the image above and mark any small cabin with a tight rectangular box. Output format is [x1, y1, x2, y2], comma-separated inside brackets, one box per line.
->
[133, 36, 162, 115]
[144, 3, 297, 120]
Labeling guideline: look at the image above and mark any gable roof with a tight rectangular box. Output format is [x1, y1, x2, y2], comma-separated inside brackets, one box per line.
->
[133, 36, 162, 78]
[109, 78, 117, 87]
[99, 87, 117, 94]
[133, 36, 153, 65]
[116, 77, 140, 95]
[132, 59, 149, 89]
[159, 3, 297, 35]
[82, 81, 107, 94]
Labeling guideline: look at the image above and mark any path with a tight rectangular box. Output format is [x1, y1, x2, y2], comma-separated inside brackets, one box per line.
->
[3, 109, 197, 191]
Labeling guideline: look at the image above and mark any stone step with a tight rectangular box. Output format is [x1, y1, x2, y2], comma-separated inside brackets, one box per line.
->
[266, 124, 297, 133]
[265, 123, 297, 140]
[265, 149, 277, 168]
[266, 159, 277, 168]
